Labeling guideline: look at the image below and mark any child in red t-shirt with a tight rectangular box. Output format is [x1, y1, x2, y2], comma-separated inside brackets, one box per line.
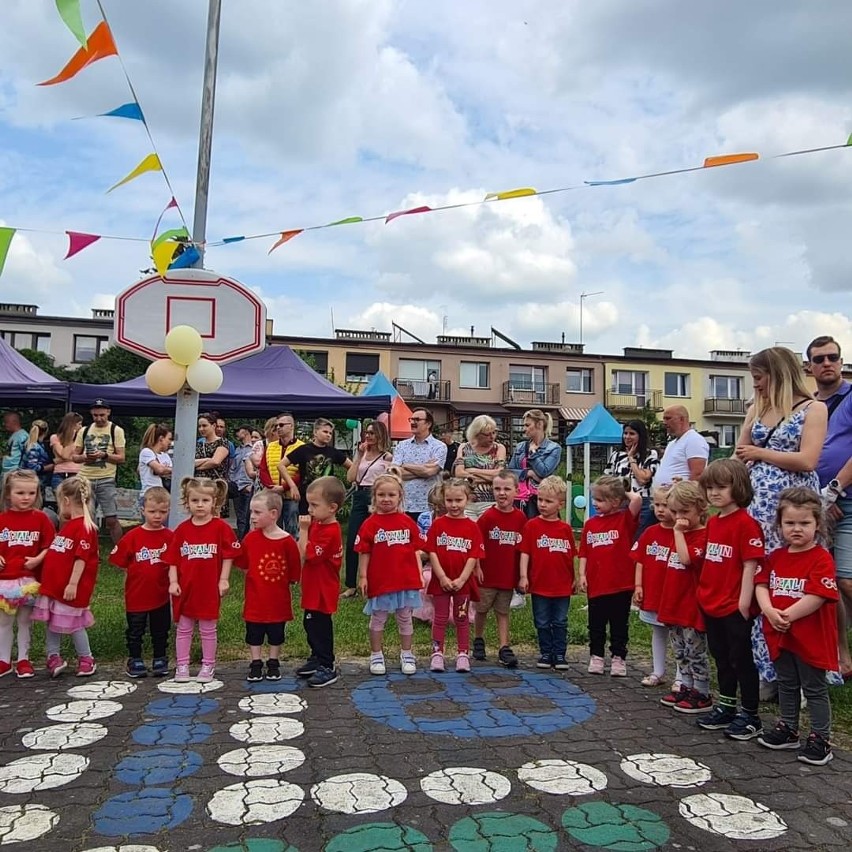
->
[165, 478, 239, 684]
[657, 481, 711, 715]
[578, 476, 642, 677]
[298, 476, 345, 688]
[632, 485, 675, 687]
[32, 476, 100, 677]
[0, 470, 55, 678]
[518, 476, 576, 670]
[426, 479, 485, 673]
[474, 470, 526, 668]
[234, 490, 301, 683]
[109, 486, 173, 678]
[756, 488, 838, 766]
[696, 459, 765, 739]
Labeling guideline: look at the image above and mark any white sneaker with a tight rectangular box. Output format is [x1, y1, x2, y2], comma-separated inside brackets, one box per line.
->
[174, 664, 191, 683]
[369, 655, 386, 676]
[400, 653, 416, 676]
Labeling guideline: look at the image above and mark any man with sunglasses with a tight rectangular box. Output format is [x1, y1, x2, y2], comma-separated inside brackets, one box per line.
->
[809, 335, 852, 678]
[258, 413, 304, 536]
[392, 408, 447, 522]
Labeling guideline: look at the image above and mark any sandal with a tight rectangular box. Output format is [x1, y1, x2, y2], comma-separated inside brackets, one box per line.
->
[339, 588, 357, 599]
[641, 674, 666, 687]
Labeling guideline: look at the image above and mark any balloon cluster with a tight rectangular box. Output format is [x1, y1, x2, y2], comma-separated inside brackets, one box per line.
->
[144, 325, 224, 397]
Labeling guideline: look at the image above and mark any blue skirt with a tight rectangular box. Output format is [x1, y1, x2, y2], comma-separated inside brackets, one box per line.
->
[363, 590, 422, 614]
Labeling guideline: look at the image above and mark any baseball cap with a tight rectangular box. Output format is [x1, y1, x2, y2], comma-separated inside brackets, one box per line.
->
[90, 398, 110, 409]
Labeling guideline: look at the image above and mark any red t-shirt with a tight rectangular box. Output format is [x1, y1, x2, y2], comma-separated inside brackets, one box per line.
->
[163, 517, 239, 620]
[631, 523, 674, 613]
[755, 546, 839, 671]
[657, 527, 707, 630]
[234, 529, 301, 623]
[0, 509, 55, 581]
[108, 526, 173, 612]
[476, 507, 526, 590]
[698, 509, 764, 618]
[354, 512, 423, 598]
[518, 516, 576, 598]
[38, 516, 99, 608]
[579, 509, 639, 598]
[301, 521, 342, 615]
[426, 515, 485, 598]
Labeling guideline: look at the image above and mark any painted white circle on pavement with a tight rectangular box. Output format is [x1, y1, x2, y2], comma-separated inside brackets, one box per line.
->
[679, 793, 788, 840]
[237, 694, 306, 715]
[0, 753, 89, 794]
[229, 717, 304, 744]
[0, 804, 59, 844]
[157, 679, 223, 694]
[45, 700, 123, 723]
[518, 759, 608, 796]
[22, 723, 108, 751]
[67, 681, 137, 700]
[207, 779, 304, 825]
[311, 773, 408, 814]
[420, 767, 511, 806]
[620, 753, 711, 788]
[218, 746, 306, 777]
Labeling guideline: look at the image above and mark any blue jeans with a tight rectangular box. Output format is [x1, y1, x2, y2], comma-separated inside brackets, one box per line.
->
[279, 499, 299, 537]
[833, 497, 852, 581]
[234, 488, 252, 540]
[345, 488, 371, 589]
[531, 594, 570, 658]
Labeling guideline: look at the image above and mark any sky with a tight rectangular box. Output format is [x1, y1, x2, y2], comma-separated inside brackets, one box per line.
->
[2, 0, 852, 360]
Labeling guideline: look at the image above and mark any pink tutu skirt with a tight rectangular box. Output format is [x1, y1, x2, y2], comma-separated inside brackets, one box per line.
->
[31, 596, 94, 634]
[0, 577, 40, 615]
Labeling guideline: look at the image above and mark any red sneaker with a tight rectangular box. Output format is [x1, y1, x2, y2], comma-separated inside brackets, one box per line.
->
[0, 661, 12, 678]
[75, 656, 97, 677]
[15, 660, 35, 679]
[673, 688, 713, 715]
[47, 654, 67, 678]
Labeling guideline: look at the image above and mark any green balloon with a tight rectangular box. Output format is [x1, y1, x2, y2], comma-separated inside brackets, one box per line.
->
[345, 418, 359, 429]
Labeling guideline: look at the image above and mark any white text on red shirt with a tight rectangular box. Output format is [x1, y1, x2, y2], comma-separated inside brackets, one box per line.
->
[0, 529, 40, 547]
[585, 530, 619, 548]
[436, 533, 473, 552]
[705, 542, 733, 563]
[488, 528, 522, 546]
[769, 571, 805, 598]
[180, 542, 218, 559]
[537, 535, 572, 553]
[374, 529, 411, 546]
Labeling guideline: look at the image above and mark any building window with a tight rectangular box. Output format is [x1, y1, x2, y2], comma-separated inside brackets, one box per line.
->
[709, 375, 742, 399]
[460, 361, 489, 389]
[345, 352, 379, 383]
[299, 350, 328, 376]
[398, 359, 441, 382]
[716, 424, 739, 447]
[0, 331, 51, 353]
[508, 364, 546, 390]
[33, 334, 51, 354]
[566, 368, 593, 393]
[612, 370, 648, 395]
[664, 372, 690, 397]
[73, 335, 109, 364]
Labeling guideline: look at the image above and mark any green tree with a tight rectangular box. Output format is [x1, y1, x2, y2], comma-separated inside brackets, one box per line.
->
[72, 346, 150, 385]
[17, 349, 71, 380]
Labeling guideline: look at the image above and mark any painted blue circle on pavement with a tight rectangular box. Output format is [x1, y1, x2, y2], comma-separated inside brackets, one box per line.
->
[92, 788, 193, 836]
[131, 720, 213, 746]
[145, 695, 219, 718]
[115, 748, 203, 786]
[351, 667, 596, 738]
[243, 677, 302, 693]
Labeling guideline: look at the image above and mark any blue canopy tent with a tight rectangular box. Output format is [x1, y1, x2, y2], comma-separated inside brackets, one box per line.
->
[565, 403, 624, 519]
[361, 371, 399, 399]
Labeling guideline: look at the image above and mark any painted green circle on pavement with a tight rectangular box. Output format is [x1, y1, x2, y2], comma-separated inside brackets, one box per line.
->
[561, 802, 669, 851]
[325, 822, 433, 852]
[208, 840, 296, 852]
[450, 812, 558, 851]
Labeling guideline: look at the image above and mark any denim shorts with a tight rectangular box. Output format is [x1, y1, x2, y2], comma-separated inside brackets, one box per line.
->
[834, 498, 852, 581]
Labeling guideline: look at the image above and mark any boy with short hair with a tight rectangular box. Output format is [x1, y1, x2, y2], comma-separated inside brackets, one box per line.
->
[474, 470, 526, 668]
[297, 476, 345, 688]
[233, 490, 301, 682]
[108, 486, 174, 678]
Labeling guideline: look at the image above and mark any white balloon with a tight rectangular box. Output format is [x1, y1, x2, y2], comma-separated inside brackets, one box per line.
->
[186, 358, 224, 394]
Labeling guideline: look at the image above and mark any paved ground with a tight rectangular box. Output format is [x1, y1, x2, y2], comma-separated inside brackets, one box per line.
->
[0, 655, 851, 851]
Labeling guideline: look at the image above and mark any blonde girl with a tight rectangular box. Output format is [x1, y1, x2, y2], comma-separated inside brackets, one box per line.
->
[355, 473, 423, 676]
[164, 478, 239, 683]
[21, 420, 52, 484]
[32, 476, 100, 677]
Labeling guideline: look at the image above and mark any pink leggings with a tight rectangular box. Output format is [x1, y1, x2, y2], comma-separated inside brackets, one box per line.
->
[369, 607, 414, 636]
[175, 616, 217, 666]
[432, 594, 471, 654]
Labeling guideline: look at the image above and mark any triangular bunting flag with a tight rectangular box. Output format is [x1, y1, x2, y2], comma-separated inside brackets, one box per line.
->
[151, 199, 180, 241]
[64, 231, 100, 260]
[38, 20, 118, 86]
[152, 240, 179, 276]
[107, 153, 162, 193]
[97, 102, 144, 122]
[55, 0, 87, 49]
[385, 206, 432, 224]
[0, 228, 15, 279]
[152, 227, 189, 251]
[484, 188, 537, 201]
[268, 230, 303, 253]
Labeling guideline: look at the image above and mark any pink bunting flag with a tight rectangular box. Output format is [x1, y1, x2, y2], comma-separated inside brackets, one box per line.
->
[385, 205, 432, 224]
[64, 231, 100, 260]
[151, 196, 178, 240]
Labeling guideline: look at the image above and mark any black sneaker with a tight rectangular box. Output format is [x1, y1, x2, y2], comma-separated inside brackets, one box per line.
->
[757, 720, 800, 750]
[724, 711, 763, 741]
[246, 660, 264, 682]
[126, 658, 148, 679]
[308, 666, 339, 688]
[697, 705, 737, 730]
[536, 654, 553, 669]
[553, 655, 570, 671]
[660, 684, 689, 707]
[296, 658, 318, 678]
[151, 657, 169, 677]
[498, 645, 518, 669]
[472, 637, 486, 661]
[265, 659, 282, 681]
[797, 731, 833, 765]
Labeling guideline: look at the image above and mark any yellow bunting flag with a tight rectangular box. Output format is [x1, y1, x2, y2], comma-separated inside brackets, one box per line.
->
[484, 187, 537, 201]
[703, 153, 759, 168]
[38, 20, 117, 86]
[0, 228, 15, 279]
[268, 230, 304, 253]
[107, 153, 162, 193]
[151, 240, 178, 276]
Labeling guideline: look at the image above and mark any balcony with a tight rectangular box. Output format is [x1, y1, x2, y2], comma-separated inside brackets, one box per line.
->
[393, 378, 451, 402]
[703, 397, 748, 416]
[605, 389, 663, 411]
[502, 381, 560, 406]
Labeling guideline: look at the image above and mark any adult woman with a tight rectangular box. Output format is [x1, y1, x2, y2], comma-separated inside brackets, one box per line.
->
[507, 409, 562, 518]
[343, 420, 392, 597]
[48, 412, 82, 489]
[194, 412, 229, 481]
[604, 419, 659, 533]
[22, 420, 53, 483]
[453, 415, 507, 519]
[246, 417, 276, 486]
[138, 423, 173, 495]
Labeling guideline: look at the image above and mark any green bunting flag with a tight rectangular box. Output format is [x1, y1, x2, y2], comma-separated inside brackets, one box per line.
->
[0, 228, 16, 279]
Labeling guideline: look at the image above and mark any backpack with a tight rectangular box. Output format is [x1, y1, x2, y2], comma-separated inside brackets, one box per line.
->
[80, 422, 117, 453]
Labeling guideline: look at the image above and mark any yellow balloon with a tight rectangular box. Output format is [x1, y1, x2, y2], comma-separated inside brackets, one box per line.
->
[145, 358, 187, 396]
[165, 325, 203, 366]
[186, 358, 224, 394]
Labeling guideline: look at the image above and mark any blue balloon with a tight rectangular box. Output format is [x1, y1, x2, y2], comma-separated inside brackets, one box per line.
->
[573, 495, 587, 509]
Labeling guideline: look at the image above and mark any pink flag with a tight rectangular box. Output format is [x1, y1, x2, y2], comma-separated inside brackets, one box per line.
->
[64, 231, 101, 260]
[385, 205, 432, 224]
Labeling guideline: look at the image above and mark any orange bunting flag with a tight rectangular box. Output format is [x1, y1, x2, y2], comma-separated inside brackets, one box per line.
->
[268, 230, 303, 253]
[64, 231, 100, 260]
[385, 205, 432, 224]
[484, 187, 537, 201]
[703, 153, 759, 168]
[107, 153, 162, 193]
[37, 20, 118, 86]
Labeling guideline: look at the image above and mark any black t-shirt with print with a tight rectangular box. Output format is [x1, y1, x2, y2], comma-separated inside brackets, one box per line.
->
[286, 443, 348, 513]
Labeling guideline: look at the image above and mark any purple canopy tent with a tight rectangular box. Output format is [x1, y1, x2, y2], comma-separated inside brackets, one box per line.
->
[0, 337, 69, 407]
[69, 345, 390, 417]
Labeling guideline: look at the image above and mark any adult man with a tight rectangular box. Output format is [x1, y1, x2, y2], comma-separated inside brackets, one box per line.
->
[230, 424, 256, 539]
[653, 405, 709, 487]
[440, 426, 460, 473]
[392, 408, 447, 522]
[72, 398, 126, 544]
[1, 411, 28, 483]
[808, 335, 852, 677]
[258, 413, 304, 536]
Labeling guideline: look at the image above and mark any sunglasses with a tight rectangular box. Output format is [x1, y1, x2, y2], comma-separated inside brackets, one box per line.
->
[811, 353, 841, 365]
[408, 417, 425, 422]
[276, 422, 291, 428]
